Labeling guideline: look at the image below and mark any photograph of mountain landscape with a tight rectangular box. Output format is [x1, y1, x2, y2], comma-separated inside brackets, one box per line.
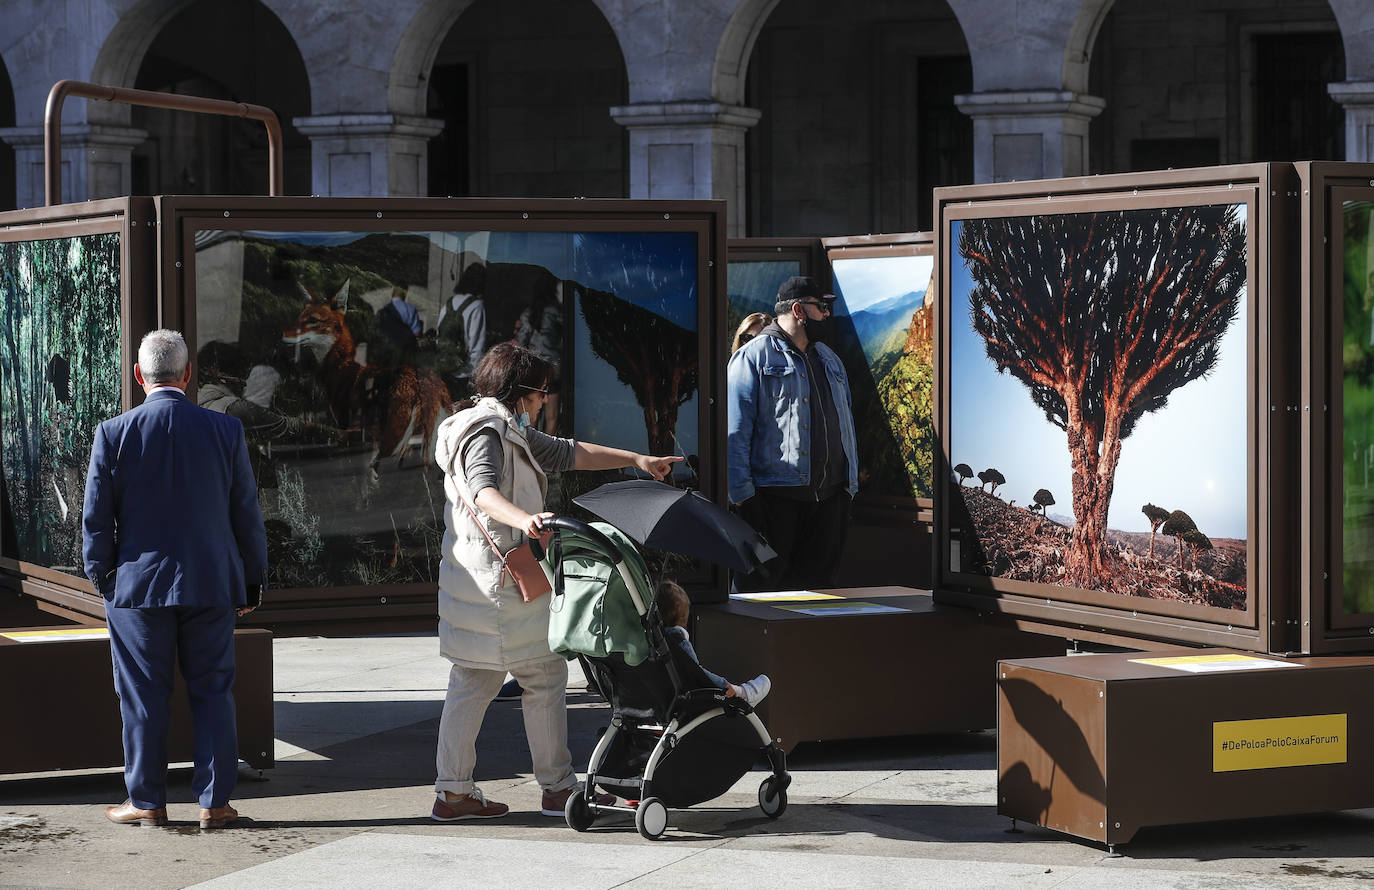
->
[949, 202, 1250, 612]
[831, 253, 935, 499]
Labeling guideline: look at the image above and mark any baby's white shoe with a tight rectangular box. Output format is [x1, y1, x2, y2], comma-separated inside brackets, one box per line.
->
[738, 674, 771, 707]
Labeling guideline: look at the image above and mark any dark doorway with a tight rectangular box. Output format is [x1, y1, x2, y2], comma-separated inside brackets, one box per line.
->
[0, 55, 14, 211]
[1253, 32, 1345, 162]
[131, 0, 311, 196]
[427, 62, 472, 197]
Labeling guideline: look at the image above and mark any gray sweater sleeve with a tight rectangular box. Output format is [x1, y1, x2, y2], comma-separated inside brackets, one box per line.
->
[461, 425, 576, 496]
[460, 428, 504, 496]
[525, 428, 576, 473]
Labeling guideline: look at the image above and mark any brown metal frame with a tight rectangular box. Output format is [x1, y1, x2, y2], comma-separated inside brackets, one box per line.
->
[933, 165, 1297, 652]
[0, 198, 157, 622]
[156, 195, 729, 629]
[1298, 162, 1374, 653]
[44, 81, 283, 206]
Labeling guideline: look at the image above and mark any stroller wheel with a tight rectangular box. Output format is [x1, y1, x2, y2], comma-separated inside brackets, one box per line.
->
[634, 797, 668, 840]
[758, 776, 787, 819]
[565, 788, 596, 831]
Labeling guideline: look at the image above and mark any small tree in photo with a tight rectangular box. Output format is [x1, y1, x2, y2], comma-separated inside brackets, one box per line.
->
[1182, 528, 1213, 571]
[954, 463, 973, 486]
[1142, 503, 1170, 559]
[1032, 488, 1056, 516]
[978, 467, 1005, 497]
[1161, 510, 1198, 570]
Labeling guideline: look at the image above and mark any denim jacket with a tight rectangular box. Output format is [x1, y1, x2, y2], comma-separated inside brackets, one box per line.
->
[726, 330, 859, 504]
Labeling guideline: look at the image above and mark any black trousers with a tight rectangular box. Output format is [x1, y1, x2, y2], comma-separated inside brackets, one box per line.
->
[734, 489, 852, 592]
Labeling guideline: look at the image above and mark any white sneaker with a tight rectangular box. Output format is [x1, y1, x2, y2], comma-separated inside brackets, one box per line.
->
[737, 674, 771, 707]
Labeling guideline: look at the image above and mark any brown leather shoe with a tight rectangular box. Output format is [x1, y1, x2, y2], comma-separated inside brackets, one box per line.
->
[198, 804, 239, 829]
[105, 800, 167, 827]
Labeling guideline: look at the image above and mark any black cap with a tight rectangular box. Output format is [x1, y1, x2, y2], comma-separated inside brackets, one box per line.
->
[776, 275, 824, 303]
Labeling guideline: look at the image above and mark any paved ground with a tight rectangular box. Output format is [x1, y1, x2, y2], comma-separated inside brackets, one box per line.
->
[3, 634, 1374, 889]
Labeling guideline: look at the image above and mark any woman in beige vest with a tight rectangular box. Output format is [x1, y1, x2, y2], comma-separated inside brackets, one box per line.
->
[430, 343, 680, 821]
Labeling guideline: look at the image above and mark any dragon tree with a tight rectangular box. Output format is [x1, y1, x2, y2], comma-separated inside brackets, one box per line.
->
[959, 205, 1245, 588]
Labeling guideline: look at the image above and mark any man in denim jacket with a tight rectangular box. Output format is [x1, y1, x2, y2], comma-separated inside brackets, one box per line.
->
[727, 276, 858, 591]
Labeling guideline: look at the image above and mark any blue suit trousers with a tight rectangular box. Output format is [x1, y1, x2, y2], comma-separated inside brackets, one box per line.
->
[105, 605, 239, 809]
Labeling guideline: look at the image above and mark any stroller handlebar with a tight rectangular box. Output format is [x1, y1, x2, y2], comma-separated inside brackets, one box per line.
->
[541, 516, 624, 565]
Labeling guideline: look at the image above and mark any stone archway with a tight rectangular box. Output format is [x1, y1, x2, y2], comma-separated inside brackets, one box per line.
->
[742, 0, 974, 235]
[1087, 0, 1343, 172]
[127, 0, 312, 195]
[416, 0, 628, 198]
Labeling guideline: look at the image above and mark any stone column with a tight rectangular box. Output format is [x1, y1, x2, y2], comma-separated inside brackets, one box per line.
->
[953, 90, 1106, 184]
[1329, 82, 1374, 162]
[610, 101, 761, 238]
[292, 114, 445, 198]
[0, 124, 147, 208]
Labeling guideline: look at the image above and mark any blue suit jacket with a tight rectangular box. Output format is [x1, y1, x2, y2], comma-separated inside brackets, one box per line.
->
[81, 389, 268, 608]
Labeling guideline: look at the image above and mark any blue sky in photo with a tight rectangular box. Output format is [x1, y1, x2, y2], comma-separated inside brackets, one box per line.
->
[832, 254, 935, 313]
[948, 204, 1249, 539]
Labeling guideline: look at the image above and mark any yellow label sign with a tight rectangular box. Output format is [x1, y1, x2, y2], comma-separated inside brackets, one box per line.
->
[0, 627, 109, 642]
[1213, 714, 1347, 772]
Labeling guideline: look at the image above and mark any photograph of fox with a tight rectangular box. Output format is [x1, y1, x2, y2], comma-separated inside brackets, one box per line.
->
[954, 202, 1248, 604]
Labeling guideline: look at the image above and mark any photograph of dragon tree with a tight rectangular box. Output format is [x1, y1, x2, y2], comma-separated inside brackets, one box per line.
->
[192, 226, 699, 592]
[0, 233, 122, 577]
[948, 202, 1249, 611]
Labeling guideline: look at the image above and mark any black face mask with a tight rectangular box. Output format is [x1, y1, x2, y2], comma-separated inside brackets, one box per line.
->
[802, 315, 833, 343]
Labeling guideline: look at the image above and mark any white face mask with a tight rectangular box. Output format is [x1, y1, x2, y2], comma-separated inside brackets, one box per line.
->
[514, 396, 532, 431]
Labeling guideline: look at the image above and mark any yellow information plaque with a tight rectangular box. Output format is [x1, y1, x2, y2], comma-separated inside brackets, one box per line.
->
[1212, 714, 1347, 772]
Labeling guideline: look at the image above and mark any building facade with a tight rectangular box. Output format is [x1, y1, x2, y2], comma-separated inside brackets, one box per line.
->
[0, 0, 1368, 236]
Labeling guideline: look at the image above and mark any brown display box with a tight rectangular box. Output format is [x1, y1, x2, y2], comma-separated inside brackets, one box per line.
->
[0, 626, 274, 775]
[998, 649, 1374, 848]
[693, 587, 1063, 751]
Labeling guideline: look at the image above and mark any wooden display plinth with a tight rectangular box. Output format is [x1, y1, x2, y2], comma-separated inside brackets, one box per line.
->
[998, 649, 1374, 848]
[0, 626, 275, 775]
[693, 587, 1063, 751]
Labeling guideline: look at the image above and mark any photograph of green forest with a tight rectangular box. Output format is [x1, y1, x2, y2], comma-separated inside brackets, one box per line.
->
[0, 233, 122, 574]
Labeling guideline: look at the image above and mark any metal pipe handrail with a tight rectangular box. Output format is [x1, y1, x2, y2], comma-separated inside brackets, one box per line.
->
[45, 79, 284, 206]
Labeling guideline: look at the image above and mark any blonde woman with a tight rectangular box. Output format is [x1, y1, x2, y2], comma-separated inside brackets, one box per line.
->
[731, 312, 772, 355]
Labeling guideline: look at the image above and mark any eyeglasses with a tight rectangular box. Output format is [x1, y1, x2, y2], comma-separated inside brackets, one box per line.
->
[738, 332, 755, 344]
[799, 300, 834, 315]
[520, 384, 550, 398]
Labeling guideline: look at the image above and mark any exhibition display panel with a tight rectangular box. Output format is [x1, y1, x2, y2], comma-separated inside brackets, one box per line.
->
[934, 165, 1297, 653]
[0, 198, 156, 619]
[156, 196, 728, 628]
[1298, 162, 1374, 653]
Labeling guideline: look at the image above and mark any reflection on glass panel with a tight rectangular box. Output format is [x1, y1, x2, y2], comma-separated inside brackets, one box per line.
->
[1341, 200, 1374, 616]
[0, 233, 123, 574]
[948, 205, 1249, 612]
[727, 259, 798, 353]
[830, 254, 935, 500]
[194, 227, 700, 590]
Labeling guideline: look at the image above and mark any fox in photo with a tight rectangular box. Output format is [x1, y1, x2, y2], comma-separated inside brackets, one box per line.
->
[282, 278, 450, 469]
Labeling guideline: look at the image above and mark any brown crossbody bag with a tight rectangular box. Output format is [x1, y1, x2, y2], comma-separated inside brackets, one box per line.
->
[458, 491, 553, 602]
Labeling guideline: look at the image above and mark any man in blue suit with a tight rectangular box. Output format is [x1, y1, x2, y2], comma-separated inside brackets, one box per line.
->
[82, 329, 268, 829]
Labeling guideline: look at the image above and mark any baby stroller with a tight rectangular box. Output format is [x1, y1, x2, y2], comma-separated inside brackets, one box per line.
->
[540, 514, 790, 840]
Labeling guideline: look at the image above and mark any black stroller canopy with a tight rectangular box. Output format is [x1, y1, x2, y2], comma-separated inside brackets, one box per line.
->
[573, 480, 776, 572]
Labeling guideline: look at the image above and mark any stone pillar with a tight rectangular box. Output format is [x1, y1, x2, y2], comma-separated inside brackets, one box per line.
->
[292, 114, 445, 198]
[953, 90, 1106, 184]
[0, 124, 147, 208]
[1328, 82, 1374, 162]
[609, 102, 762, 237]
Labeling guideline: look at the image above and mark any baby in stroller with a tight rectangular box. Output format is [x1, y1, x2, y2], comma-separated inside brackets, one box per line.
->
[544, 517, 790, 840]
[656, 580, 771, 708]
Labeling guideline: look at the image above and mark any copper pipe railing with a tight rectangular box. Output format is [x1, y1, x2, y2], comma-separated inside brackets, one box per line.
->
[45, 79, 284, 205]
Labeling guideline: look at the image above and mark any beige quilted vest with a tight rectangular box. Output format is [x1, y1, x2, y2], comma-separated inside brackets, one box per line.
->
[434, 398, 555, 669]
